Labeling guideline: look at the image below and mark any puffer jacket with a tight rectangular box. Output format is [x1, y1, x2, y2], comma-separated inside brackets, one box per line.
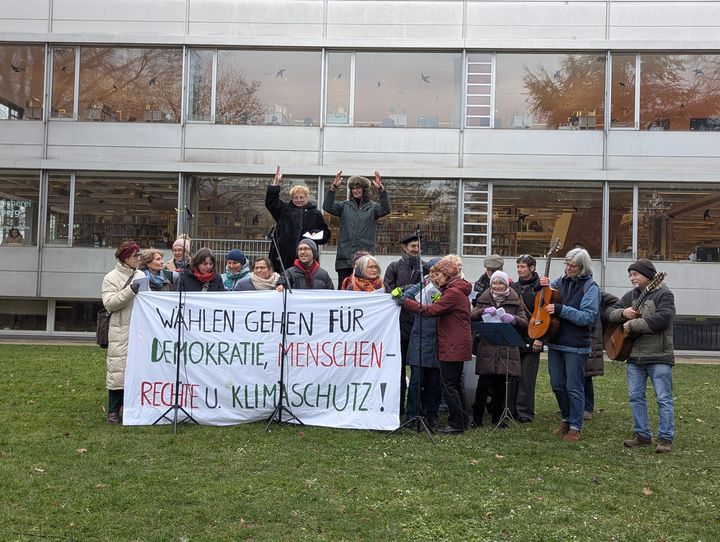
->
[322, 188, 391, 271]
[607, 284, 675, 366]
[101, 263, 145, 390]
[470, 288, 529, 377]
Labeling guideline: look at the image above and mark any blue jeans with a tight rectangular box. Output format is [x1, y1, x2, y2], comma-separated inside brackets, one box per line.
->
[548, 349, 587, 431]
[627, 362, 675, 441]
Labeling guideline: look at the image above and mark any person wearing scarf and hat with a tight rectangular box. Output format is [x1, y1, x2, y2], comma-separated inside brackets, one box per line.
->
[276, 239, 334, 291]
[342, 254, 388, 292]
[323, 170, 391, 289]
[402, 257, 473, 434]
[607, 258, 676, 453]
[165, 236, 191, 273]
[472, 254, 505, 305]
[101, 240, 145, 423]
[221, 248, 251, 291]
[178, 247, 225, 292]
[470, 270, 529, 428]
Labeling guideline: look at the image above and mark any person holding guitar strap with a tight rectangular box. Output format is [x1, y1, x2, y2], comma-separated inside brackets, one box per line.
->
[607, 258, 676, 453]
[539, 247, 600, 442]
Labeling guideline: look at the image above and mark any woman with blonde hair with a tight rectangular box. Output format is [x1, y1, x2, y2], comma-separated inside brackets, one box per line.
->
[139, 248, 173, 291]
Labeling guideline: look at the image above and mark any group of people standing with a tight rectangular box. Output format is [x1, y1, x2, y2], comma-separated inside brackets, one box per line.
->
[101, 166, 677, 454]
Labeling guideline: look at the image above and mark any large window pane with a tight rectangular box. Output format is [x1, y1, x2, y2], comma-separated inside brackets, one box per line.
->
[46, 174, 71, 245]
[73, 173, 178, 248]
[638, 183, 720, 261]
[492, 181, 603, 258]
[610, 54, 635, 128]
[51, 47, 76, 118]
[326, 52, 351, 125]
[0, 44, 45, 120]
[187, 49, 212, 121]
[1, 171, 40, 247]
[78, 47, 182, 123]
[354, 52, 462, 128]
[495, 53, 605, 129]
[323, 178, 458, 256]
[608, 185, 633, 258]
[216, 50, 321, 126]
[54, 299, 104, 332]
[0, 298, 47, 331]
[640, 54, 720, 131]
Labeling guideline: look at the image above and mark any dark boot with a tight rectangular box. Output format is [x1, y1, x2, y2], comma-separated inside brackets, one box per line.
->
[623, 433, 652, 447]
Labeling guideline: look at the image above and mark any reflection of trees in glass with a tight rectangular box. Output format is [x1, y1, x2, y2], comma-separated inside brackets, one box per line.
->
[215, 69, 264, 125]
[640, 54, 720, 130]
[0, 45, 45, 117]
[79, 48, 182, 122]
[51, 48, 75, 116]
[521, 54, 605, 129]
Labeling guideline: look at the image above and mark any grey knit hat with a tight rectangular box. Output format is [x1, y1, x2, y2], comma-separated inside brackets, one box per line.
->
[297, 238, 318, 259]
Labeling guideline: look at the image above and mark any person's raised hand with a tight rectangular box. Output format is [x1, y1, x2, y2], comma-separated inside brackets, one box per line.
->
[331, 170, 343, 190]
[373, 170, 384, 191]
[273, 165, 282, 186]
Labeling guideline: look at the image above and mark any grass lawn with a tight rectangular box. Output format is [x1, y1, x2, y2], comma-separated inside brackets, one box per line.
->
[1, 344, 718, 542]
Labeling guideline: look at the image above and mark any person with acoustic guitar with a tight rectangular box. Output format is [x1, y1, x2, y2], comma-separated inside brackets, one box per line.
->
[607, 258, 676, 453]
[538, 247, 599, 442]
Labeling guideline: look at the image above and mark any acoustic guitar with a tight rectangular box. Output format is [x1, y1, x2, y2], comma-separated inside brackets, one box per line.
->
[528, 238, 562, 340]
[603, 272, 667, 361]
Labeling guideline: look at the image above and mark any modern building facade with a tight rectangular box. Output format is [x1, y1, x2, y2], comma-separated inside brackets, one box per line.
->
[1, 0, 719, 348]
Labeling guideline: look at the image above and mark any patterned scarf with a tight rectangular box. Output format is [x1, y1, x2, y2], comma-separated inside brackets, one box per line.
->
[347, 275, 385, 292]
[294, 259, 320, 288]
[144, 269, 166, 288]
[223, 263, 250, 290]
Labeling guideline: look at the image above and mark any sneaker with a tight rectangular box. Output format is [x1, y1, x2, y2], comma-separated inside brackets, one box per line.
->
[107, 412, 121, 424]
[655, 439, 673, 453]
[583, 410, 593, 420]
[623, 433, 652, 447]
[552, 422, 570, 436]
[563, 429, 581, 442]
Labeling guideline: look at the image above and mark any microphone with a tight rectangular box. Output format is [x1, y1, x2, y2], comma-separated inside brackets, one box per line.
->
[264, 226, 276, 240]
[184, 206, 194, 219]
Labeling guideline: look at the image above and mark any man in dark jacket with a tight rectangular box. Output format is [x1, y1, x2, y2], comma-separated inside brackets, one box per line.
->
[607, 258, 675, 453]
[266, 166, 330, 273]
[384, 233, 430, 417]
[323, 170, 391, 288]
[276, 239, 334, 291]
[472, 254, 504, 305]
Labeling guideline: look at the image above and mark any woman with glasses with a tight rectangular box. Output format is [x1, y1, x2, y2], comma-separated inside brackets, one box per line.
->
[341, 254, 388, 292]
[538, 248, 599, 442]
[101, 240, 145, 423]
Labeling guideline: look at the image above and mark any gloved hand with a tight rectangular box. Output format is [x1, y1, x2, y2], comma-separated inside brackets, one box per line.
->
[482, 307, 497, 316]
[500, 313, 515, 324]
[130, 282, 140, 294]
[430, 292, 441, 303]
[391, 287, 404, 299]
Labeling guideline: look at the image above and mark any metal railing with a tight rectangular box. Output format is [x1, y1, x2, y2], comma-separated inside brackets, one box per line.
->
[193, 239, 271, 266]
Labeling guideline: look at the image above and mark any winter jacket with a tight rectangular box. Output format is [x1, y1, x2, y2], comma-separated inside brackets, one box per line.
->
[403, 277, 473, 362]
[607, 284, 675, 366]
[403, 283, 439, 368]
[322, 188, 391, 271]
[101, 263, 145, 390]
[511, 271, 540, 352]
[177, 267, 225, 292]
[470, 288, 529, 377]
[547, 274, 600, 354]
[384, 256, 430, 338]
[585, 291, 620, 377]
[277, 263, 334, 290]
[265, 185, 330, 272]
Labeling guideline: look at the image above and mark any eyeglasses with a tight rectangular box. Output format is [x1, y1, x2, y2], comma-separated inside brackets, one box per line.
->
[131, 253, 142, 258]
[564, 262, 579, 269]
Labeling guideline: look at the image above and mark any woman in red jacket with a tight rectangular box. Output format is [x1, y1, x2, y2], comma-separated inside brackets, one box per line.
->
[403, 257, 473, 434]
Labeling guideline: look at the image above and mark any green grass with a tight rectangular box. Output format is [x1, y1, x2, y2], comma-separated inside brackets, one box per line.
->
[1, 345, 718, 542]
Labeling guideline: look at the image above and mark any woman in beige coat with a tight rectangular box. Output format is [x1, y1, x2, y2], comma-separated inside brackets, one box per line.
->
[101, 240, 144, 423]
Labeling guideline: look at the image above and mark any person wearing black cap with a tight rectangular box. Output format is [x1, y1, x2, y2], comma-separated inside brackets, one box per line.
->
[607, 258, 676, 453]
[266, 166, 330, 274]
[221, 248, 251, 290]
[472, 254, 504, 304]
[323, 170, 391, 288]
[384, 233, 431, 418]
[276, 239, 334, 291]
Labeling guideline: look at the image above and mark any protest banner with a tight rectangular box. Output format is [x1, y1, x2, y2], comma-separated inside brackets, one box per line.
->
[123, 290, 401, 430]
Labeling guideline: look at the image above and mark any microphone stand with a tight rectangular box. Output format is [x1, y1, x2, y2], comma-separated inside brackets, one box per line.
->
[153, 209, 198, 432]
[389, 225, 434, 442]
[265, 225, 303, 429]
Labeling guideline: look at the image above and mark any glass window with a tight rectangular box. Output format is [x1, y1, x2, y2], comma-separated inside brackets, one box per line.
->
[46, 174, 71, 245]
[216, 50, 321, 126]
[495, 53, 606, 130]
[354, 52, 462, 128]
[187, 49, 213, 121]
[54, 299, 104, 332]
[640, 54, 720, 131]
[51, 47, 76, 118]
[0, 44, 45, 120]
[322, 178, 458, 256]
[72, 173, 178, 249]
[610, 54, 635, 128]
[0, 298, 47, 331]
[466, 53, 492, 128]
[492, 181, 603, 258]
[326, 52, 351, 125]
[608, 185, 634, 258]
[78, 47, 182, 123]
[462, 180, 489, 256]
[1, 171, 40, 247]
[638, 183, 720, 261]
